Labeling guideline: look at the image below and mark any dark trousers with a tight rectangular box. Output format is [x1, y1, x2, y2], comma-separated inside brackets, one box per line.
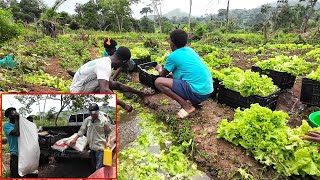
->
[90, 150, 104, 170]
[10, 154, 39, 178]
[10, 155, 20, 178]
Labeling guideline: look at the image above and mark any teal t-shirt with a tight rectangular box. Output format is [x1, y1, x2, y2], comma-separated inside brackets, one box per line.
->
[103, 46, 119, 57]
[164, 47, 213, 95]
[3, 123, 18, 155]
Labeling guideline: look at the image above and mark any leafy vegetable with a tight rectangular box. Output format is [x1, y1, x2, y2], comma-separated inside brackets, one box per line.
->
[203, 50, 232, 68]
[146, 69, 159, 75]
[23, 70, 71, 92]
[131, 47, 151, 59]
[307, 67, 320, 81]
[218, 104, 320, 177]
[256, 55, 313, 76]
[210, 68, 278, 97]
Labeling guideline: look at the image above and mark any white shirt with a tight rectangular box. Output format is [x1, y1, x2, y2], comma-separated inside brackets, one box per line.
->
[70, 57, 112, 91]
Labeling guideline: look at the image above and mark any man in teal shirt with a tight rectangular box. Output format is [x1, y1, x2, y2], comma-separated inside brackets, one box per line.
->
[155, 29, 213, 118]
[3, 107, 20, 178]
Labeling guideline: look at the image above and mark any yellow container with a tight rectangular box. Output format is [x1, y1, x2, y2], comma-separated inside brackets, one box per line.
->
[103, 148, 112, 166]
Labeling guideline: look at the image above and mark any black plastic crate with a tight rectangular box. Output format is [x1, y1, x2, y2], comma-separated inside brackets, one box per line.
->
[217, 84, 280, 110]
[39, 133, 68, 148]
[251, 65, 296, 90]
[300, 78, 320, 106]
[211, 78, 221, 99]
[138, 62, 159, 90]
[133, 56, 151, 72]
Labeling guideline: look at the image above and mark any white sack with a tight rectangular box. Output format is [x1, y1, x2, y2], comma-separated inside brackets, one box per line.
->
[51, 133, 88, 152]
[64, 133, 88, 152]
[18, 116, 40, 177]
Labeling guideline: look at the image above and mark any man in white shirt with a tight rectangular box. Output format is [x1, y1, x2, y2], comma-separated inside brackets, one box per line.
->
[70, 47, 144, 112]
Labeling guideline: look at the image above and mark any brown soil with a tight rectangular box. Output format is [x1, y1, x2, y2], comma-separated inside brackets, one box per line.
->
[230, 52, 257, 70]
[37, 157, 93, 178]
[21, 82, 59, 93]
[44, 57, 69, 80]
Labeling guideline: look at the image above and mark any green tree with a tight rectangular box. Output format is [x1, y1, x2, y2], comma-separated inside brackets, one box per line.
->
[15, 94, 112, 126]
[140, 7, 152, 17]
[0, 9, 22, 45]
[139, 16, 155, 32]
[18, 0, 43, 23]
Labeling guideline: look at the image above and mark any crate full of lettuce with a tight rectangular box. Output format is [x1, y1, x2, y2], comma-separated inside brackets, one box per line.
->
[300, 67, 320, 106]
[252, 56, 313, 90]
[211, 67, 280, 110]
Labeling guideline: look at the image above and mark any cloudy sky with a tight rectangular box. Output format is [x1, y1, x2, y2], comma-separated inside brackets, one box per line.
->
[44, 0, 276, 19]
[2, 94, 116, 116]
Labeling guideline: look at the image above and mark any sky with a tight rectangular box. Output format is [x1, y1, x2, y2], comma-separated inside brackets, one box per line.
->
[44, 0, 276, 19]
[2, 94, 116, 116]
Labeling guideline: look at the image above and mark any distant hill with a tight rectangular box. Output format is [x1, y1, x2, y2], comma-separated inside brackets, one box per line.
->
[268, 0, 320, 9]
[146, 8, 189, 20]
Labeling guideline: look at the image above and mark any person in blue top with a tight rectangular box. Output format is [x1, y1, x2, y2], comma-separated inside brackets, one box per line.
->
[68, 37, 136, 81]
[3, 107, 20, 178]
[155, 29, 213, 119]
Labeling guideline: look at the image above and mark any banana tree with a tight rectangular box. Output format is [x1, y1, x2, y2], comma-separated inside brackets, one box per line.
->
[300, 0, 318, 32]
[39, 0, 68, 38]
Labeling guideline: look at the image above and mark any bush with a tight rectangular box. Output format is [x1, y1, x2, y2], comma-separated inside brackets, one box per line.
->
[0, 9, 22, 45]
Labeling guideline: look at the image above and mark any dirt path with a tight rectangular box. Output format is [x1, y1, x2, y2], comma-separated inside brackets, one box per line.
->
[44, 57, 70, 80]
[20, 82, 59, 92]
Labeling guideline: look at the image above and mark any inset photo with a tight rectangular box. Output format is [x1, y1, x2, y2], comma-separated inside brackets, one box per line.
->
[1, 93, 117, 179]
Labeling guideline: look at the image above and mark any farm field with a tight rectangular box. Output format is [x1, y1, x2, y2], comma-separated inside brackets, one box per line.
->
[1, 30, 320, 179]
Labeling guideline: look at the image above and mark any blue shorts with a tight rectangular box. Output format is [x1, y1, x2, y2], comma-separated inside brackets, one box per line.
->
[172, 79, 211, 104]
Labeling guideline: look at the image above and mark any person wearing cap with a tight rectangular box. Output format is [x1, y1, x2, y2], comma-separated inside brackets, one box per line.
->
[68, 37, 136, 81]
[69, 46, 146, 112]
[155, 29, 213, 119]
[3, 107, 20, 178]
[69, 103, 112, 170]
[26, 116, 34, 122]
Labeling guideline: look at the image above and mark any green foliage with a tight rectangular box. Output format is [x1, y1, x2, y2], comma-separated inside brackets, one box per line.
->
[131, 47, 150, 59]
[218, 104, 320, 177]
[144, 38, 159, 48]
[140, 17, 155, 33]
[203, 50, 232, 68]
[23, 70, 71, 92]
[307, 67, 320, 81]
[119, 111, 200, 179]
[194, 24, 208, 37]
[306, 48, 320, 63]
[210, 68, 278, 97]
[146, 69, 159, 75]
[0, 9, 22, 44]
[256, 55, 314, 76]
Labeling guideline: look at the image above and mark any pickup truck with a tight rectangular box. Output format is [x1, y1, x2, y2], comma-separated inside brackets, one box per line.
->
[38, 110, 116, 164]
